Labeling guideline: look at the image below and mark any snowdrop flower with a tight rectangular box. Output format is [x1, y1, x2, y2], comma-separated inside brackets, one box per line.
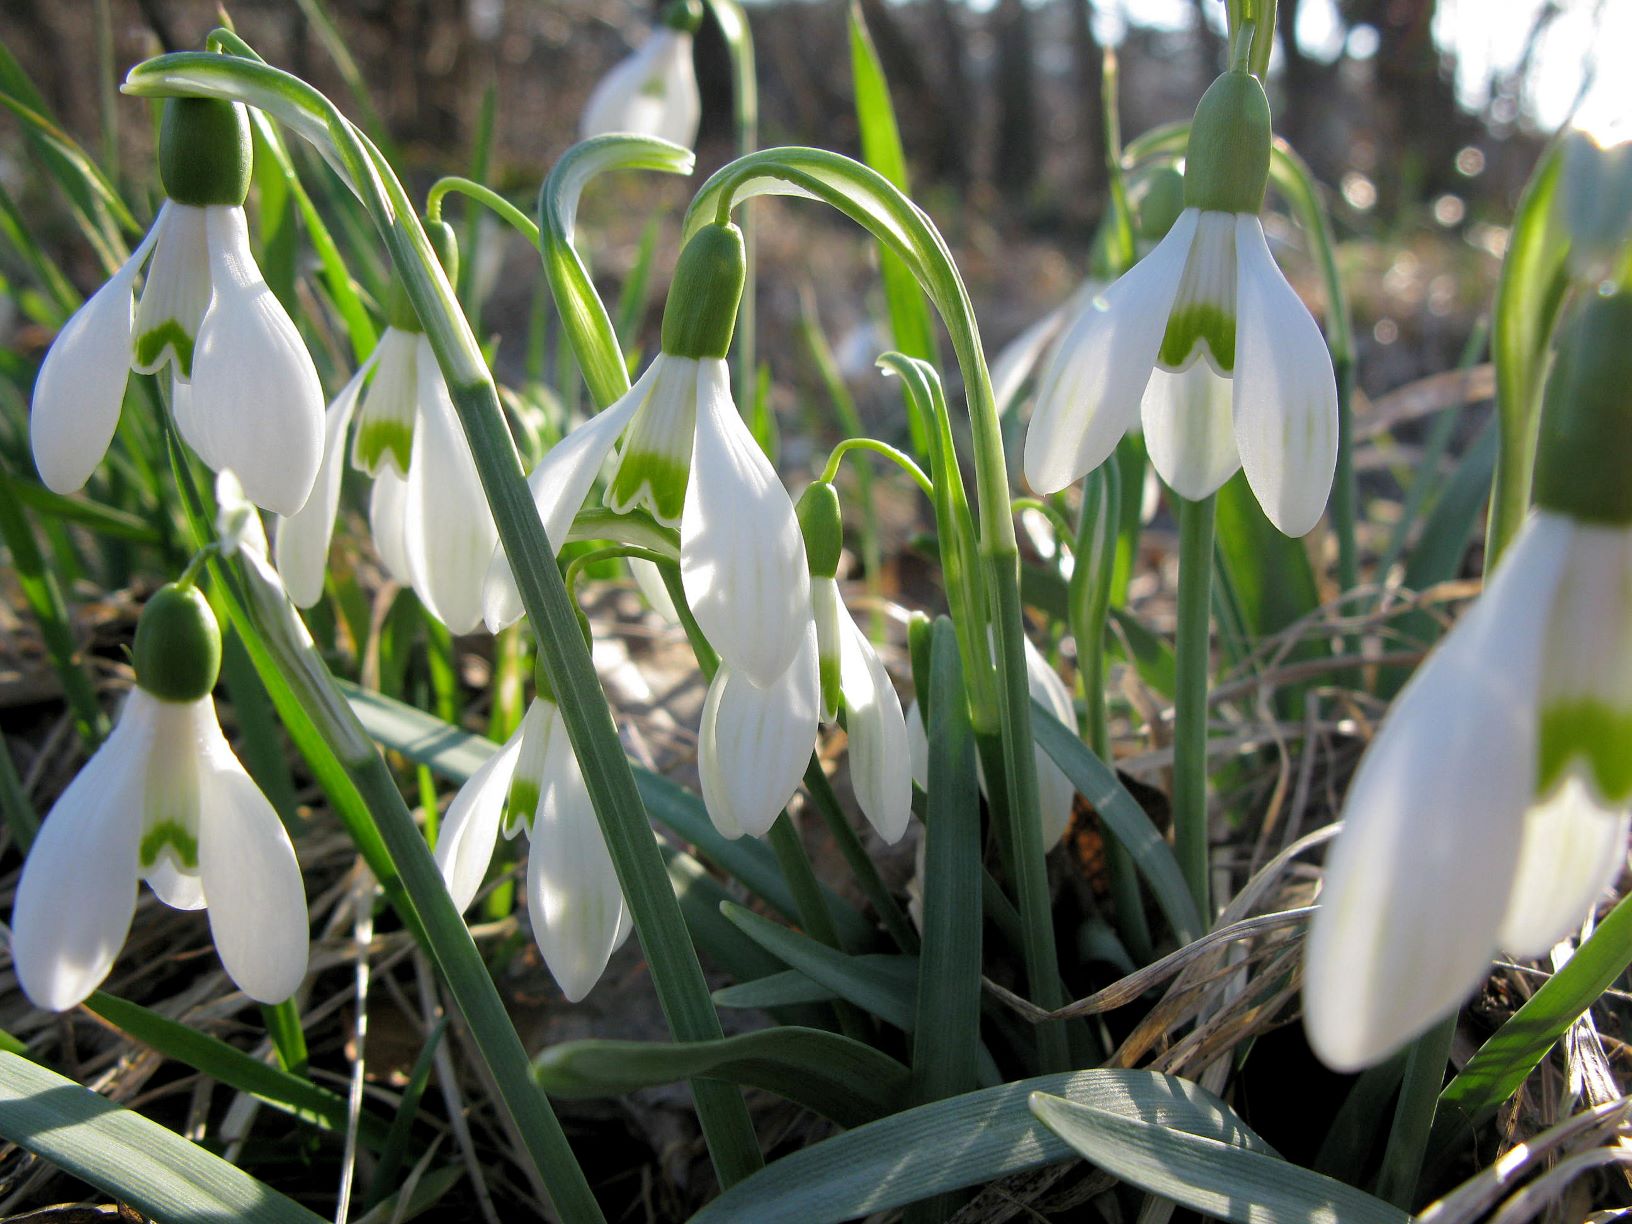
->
[11, 582, 308, 1010]
[435, 696, 630, 1001]
[31, 98, 323, 517]
[274, 223, 498, 633]
[907, 634, 1078, 846]
[486, 221, 810, 686]
[1304, 292, 1632, 1071]
[580, 1, 703, 150]
[1024, 70, 1337, 536]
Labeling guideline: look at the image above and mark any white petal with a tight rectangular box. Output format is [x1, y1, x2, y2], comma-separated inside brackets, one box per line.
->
[1231, 214, 1338, 538]
[404, 336, 499, 634]
[1141, 361, 1241, 501]
[273, 357, 374, 607]
[145, 857, 206, 910]
[838, 609, 911, 844]
[990, 293, 1074, 415]
[197, 719, 309, 1004]
[698, 624, 820, 839]
[132, 203, 211, 377]
[30, 222, 156, 493]
[369, 467, 413, 586]
[11, 704, 147, 1010]
[189, 206, 325, 516]
[483, 370, 646, 632]
[1024, 636, 1078, 846]
[581, 30, 700, 149]
[1499, 771, 1629, 957]
[681, 359, 811, 686]
[434, 725, 524, 911]
[906, 698, 929, 792]
[214, 469, 269, 559]
[1302, 515, 1571, 1071]
[1538, 518, 1632, 711]
[1024, 209, 1198, 493]
[629, 556, 679, 622]
[526, 707, 625, 1001]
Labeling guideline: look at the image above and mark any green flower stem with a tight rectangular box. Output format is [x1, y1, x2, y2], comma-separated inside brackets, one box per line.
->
[1173, 493, 1216, 920]
[702, 0, 759, 408]
[820, 437, 935, 498]
[426, 176, 540, 250]
[125, 46, 760, 1195]
[687, 149, 1071, 1066]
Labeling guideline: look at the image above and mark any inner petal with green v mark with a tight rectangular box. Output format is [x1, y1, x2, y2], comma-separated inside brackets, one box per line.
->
[1157, 209, 1238, 374]
[1537, 700, 1632, 803]
[605, 357, 698, 525]
[132, 204, 212, 378]
[504, 776, 539, 837]
[139, 819, 199, 870]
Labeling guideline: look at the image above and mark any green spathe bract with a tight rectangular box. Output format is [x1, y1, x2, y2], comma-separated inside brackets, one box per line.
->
[134, 582, 223, 703]
[1183, 70, 1271, 216]
[160, 97, 252, 207]
[797, 481, 844, 579]
[661, 222, 747, 359]
[1534, 291, 1632, 525]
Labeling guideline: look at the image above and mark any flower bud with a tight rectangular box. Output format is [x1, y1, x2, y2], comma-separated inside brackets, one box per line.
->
[1183, 70, 1272, 216]
[1534, 290, 1632, 526]
[1136, 166, 1188, 244]
[662, 0, 705, 33]
[660, 222, 747, 359]
[134, 582, 222, 703]
[159, 98, 252, 208]
[1558, 124, 1632, 282]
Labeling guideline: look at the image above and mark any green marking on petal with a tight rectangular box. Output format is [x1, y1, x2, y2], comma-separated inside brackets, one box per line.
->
[139, 819, 199, 870]
[505, 778, 540, 836]
[605, 451, 690, 525]
[1538, 699, 1632, 803]
[135, 321, 196, 378]
[353, 417, 414, 477]
[1159, 304, 1235, 373]
[820, 650, 843, 723]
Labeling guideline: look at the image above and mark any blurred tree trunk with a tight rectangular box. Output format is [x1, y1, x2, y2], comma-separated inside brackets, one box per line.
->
[1277, 0, 1319, 150]
[926, 0, 972, 186]
[992, 0, 1038, 194]
[1192, 0, 1225, 76]
[1069, 0, 1105, 214]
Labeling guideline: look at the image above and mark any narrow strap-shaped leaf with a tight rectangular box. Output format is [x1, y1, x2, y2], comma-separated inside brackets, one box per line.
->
[688, 1069, 1275, 1223]
[87, 992, 390, 1148]
[1030, 702, 1204, 944]
[536, 1027, 908, 1129]
[1030, 1092, 1409, 1224]
[912, 618, 982, 1106]
[712, 958, 919, 1010]
[0, 1052, 327, 1224]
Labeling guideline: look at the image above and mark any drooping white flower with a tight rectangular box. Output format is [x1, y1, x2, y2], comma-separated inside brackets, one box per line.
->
[1023, 71, 1337, 536]
[1303, 511, 1632, 1070]
[907, 634, 1079, 846]
[698, 622, 822, 840]
[580, 20, 702, 151]
[435, 697, 630, 1001]
[1305, 289, 1632, 1071]
[485, 297, 809, 684]
[32, 100, 324, 517]
[272, 325, 498, 634]
[10, 584, 308, 1010]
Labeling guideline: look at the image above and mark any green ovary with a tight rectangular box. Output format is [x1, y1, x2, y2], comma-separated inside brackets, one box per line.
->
[1537, 700, 1632, 803]
[606, 451, 690, 525]
[135, 321, 196, 378]
[354, 418, 414, 476]
[140, 819, 199, 870]
[1159, 304, 1235, 374]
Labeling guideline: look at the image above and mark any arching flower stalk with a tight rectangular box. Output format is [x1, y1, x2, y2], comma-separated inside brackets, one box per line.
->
[1304, 292, 1632, 1071]
[435, 694, 631, 1001]
[580, 0, 704, 151]
[1023, 68, 1337, 536]
[486, 221, 810, 687]
[31, 98, 323, 517]
[273, 221, 499, 634]
[12, 581, 309, 1010]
